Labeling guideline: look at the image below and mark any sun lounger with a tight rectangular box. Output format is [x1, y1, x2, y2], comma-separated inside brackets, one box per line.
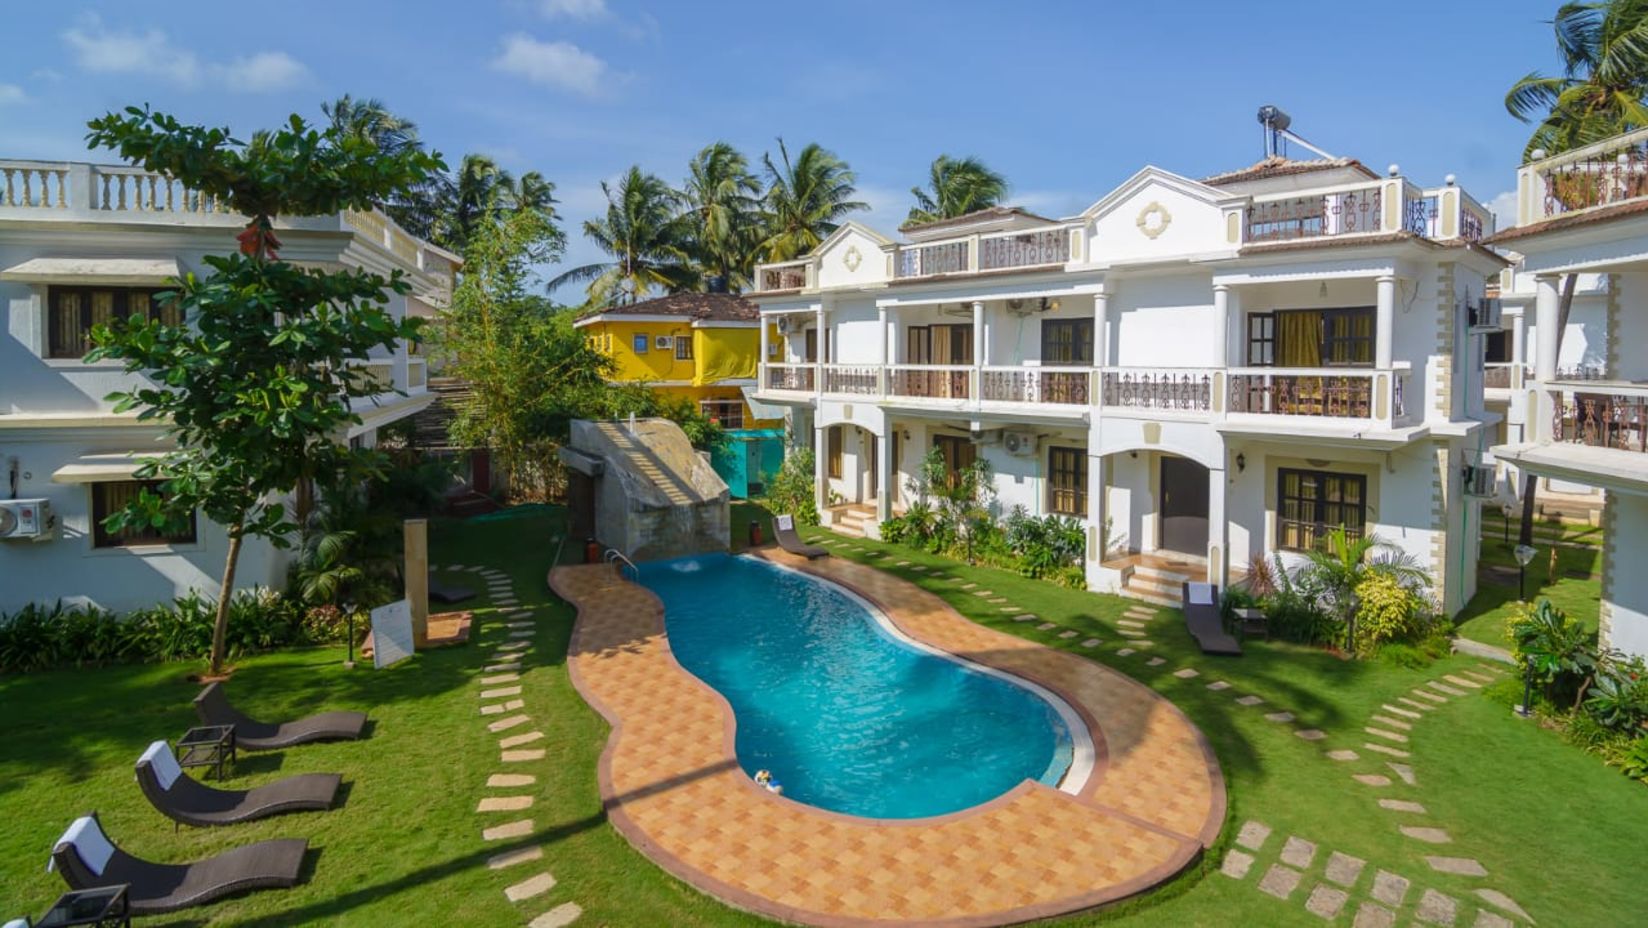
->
[50, 812, 306, 914]
[136, 741, 340, 828]
[1182, 581, 1242, 656]
[773, 514, 828, 559]
[195, 682, 367, 751]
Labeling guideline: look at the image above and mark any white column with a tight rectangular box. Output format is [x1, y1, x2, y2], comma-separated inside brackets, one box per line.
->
[878, 305, 890, 396]
[1534, 274, 1561, 382]
[971, 300, 985, 368]
[1376, 274, 1396, 370]
[759, 315, 770, 388]
[815, 303, 827, 395]
[1511, 309, 1527, 388]
[814, 424, 828, 516]
[1088, 453, 1109, 562]
[1093, 289, 1109, 367]
[876, 429, 893, 522]
[1212, 284, 1230, 368]
[1208, 463, 1230, 590]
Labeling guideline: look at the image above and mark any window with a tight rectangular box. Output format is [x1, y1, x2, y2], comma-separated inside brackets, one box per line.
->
[1247, 313, 1276, 366]
[1041, 320, 1094, 365]
[48, 287, 177, 359]
[632, 334, 649, 354]
[675, 336, 694, 360]
[1047, 446, 1087, 516]
[700, 399, 743, 429]
[932, 434, 977, 485]
[1249, 307, 1374, 369]
[1276, 468, 1366, 551]
[91, 480, 196, 548]
[827, 426, 843, 479]
[1322, 308, 1374, 366]
[1484, 330, 1511, 363]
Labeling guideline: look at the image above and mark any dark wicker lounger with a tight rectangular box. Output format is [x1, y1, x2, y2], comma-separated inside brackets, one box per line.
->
[774, 514, 828, 559]
[195, 682, 367, 751]
[50, 812, 306, 914]
[137, 741, 340, 828]
[1183, 581, 1243, 656]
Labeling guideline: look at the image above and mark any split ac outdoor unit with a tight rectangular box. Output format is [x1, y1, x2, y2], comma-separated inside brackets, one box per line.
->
[1002, 430, 1037, 457]
[1467, 297, 1503, 333]
[1462, 465, 1497, 499]
[654, 335, 674, 350]
[775, 316, 793, 334]
[0, 498, 54, 540]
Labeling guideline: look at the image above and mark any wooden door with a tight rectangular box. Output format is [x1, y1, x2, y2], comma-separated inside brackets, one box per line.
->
[1159, 457, 1209, 556]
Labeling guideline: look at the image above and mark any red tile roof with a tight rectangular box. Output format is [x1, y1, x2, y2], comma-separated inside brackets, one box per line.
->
[582, 292, 758, 322]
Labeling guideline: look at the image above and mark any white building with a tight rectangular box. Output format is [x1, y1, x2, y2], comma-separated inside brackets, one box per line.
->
[1489, 130, 1648, 658]
[751, 155, 1505, 613]
[0, 159, 457, 613]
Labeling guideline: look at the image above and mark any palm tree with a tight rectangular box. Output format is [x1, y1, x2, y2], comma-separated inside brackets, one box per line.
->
[323, 95, 447, 238]
[758, 139, 866, 262]
[549, 166, 695, 306]
[681, 142, 761, 288]
[1295, 529, 1429, 656]
[1506, 1, 1648, 160]
[906, 154, 1009, 225]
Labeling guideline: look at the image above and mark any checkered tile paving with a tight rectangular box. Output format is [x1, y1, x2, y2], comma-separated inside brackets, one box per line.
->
[553, 554, 1224, 927]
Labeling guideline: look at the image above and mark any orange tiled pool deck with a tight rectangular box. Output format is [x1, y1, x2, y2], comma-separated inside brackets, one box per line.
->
[551, 550, 1226, 927]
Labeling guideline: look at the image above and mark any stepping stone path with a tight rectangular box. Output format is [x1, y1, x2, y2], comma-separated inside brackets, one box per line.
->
[1236, 695, 1264, 706]
[1379, 799, 1427, 813]
[1401, 826, 1453, 845]
[506, 872, 557, 902]
[1306, 884, 1350, 920]
[1353, 774, 1392, 787]
[1258, 864, 1303, 900]
[1206, 680, 1231, 691]
[1057, 630, 1077, 639]
[1116, 647, 1136, 656]
[1236, 820, 1272, 850]
[1036, 622, 1057, 631]
[1012, 614, 1037, 622]
[530, 904, 584, 928]
[1325, 851, 1365, 887]
[1295, 729, 1325, 741]
[1371, 870, 1410, 906]
[1417, 888, 1458, 925]
[1220, 849, 1255, 879]
[999, 606, 1020, 613]
[478, 796, 534, 812]
[1173, 667, 1199, 678]
[1265, 712, 1296, 724]
[1146, 657, 1166, 666]
[1279, 836, 1317, 868]
[483, 819, 534, 841]
[1426, 856, 1488, 877]
[1355, 902, 1397, 928]
[489, 846, 544, 870]
[1080, 638, 1101, 648]
[1326, 750, 1359, 762]
[1474, 890, 1533, 923]
[489, 774, 535, 788]
[482, 700, 526, 715]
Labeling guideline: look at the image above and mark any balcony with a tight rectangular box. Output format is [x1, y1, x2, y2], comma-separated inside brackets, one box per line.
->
[1484, 362, 1527, 391]
[1553, 384, 1647, 453]
[0, 159, 234, 215]
[1099, 368, 1214, 414]
[765, 362, 816, 393]
[894, 228, 1072, 280]
[889, 365, 972, 401]
[979, 367, 1091, 406]
[758, 260, 811, 291]
[1225, 367, 1409, 425]
[1521, 127, 1648, 223]
[1246, 180, 1418, 243]
[821, 364, 879, 396]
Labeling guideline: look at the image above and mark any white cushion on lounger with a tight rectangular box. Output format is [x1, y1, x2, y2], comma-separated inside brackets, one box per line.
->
[776, 514, 794, 531]
[1187, 582, 1215, 605]
[58, 816, 114, 876]
[7, 918, 34, 928]
[138, 739, 182, 790]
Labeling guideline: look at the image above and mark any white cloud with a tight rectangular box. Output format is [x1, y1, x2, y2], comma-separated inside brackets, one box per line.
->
[62, 15, 199, 86]
[218, 52, 309, 93]
[1487, 190, 1519, 230]
[539, 0, 608, 18]
[492, 34, 610, 97]
[0, 84, 25, 105]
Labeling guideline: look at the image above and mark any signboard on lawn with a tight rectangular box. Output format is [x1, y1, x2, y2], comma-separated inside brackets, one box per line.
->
[371, 599, 415, 669]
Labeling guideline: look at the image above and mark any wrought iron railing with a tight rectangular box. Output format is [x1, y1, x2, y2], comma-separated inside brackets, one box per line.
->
[1099, 369, 1213, 411]
[1553, 390, 1647, 452]
[758, 262, 809, 291]
[895, 241, 969, 278]
[980, 367, 1090, 405]
[1483, 363, 1524, 390]
[764, 363, 816, 392]
[889, 365, 971, 400]
[821, 364, 879, 395]
[1247, 186, 1384, 242]
[1227, 371, 1376, 419]
[977, 229, 1068, 270]
[1530, 127, 1648, 219]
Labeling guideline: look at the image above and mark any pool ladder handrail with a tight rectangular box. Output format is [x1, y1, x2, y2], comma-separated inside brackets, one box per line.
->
[603, 548, 639, 582]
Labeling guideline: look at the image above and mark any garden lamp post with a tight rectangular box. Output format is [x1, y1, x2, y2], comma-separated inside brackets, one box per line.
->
[1513, 544, 1538, 602]
[1500, 502, 1514, 544]
[1516, 663, 1535, 718]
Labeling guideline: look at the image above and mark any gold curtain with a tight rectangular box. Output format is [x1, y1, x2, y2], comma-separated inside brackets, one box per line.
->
[1277, 311, 1323, 367]
[51, 292, 84, 357]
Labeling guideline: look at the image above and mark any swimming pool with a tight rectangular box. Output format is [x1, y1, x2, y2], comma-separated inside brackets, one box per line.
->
[637, 554, 1091, 819]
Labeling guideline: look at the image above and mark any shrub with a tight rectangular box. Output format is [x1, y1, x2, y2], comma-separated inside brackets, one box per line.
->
[1260, 555, 1341, 647]
[1353, 572, 1432, 650]
[1507, 598, 1599, 709]
[1585, 659, 1648, 733]
[1606, 735, 1648, 782]
[762, 448, 818, 526]
[1002, 507, 1085, 578]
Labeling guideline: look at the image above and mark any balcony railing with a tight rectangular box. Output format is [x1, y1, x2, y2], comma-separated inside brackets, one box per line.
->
[980, 366, 1090, 405]
[1247, 183, 1386, 242]
[895, 240, 969, 278]
[1483, 362, 1526, 390]
[765, 363, 816, 392]
[1099, 368, 1214, 412]
[758, 260, 811, 291]
[1525, 127, 1648, 221]
[1227, 368, 1406, 422]
[888, 364, 972, 400]
[821, 364, 880, 395]
[978, 229, 1069, 270]
[0, 159, 233, 213]
[408, 358, 427, 391]
[1552, 385, 1647, 453]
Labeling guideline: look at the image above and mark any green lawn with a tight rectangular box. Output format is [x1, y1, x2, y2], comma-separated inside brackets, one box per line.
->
[1455, 526, 1603, 648]
[2, 510, 1643, 926]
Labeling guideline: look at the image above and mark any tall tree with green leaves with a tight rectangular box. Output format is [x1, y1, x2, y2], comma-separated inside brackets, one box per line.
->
[681, 142, 761, 288]
[322, 94, 449, 239]
[906, 154, 1009, 225]
[758, 139, 866, 262]
[1506, 1, 1648, 160]
[84, 105, 442, 675]
[549, 166, 695, 305]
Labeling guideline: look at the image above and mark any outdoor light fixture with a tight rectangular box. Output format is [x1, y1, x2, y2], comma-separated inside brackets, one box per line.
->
[1039, 297, 1061, 313]
[1500, 502, 1515, 544]
[1235, 452, 1246, 473]
[1513, 543, 1538, 603]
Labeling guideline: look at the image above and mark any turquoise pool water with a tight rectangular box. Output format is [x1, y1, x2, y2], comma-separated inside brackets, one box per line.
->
[637, 554, 1077, 819]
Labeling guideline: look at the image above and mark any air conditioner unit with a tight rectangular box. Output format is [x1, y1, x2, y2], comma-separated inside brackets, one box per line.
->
[1467, 297, 1503, 333]
[0, 498, 55, 541]
[654, 335, 674, 350]
[1002, 430, 1037, 457]
[775, 316, 793, 335]
[1462, 464, 1497, 498]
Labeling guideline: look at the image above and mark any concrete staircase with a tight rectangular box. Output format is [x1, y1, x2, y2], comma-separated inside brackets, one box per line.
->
[825, 503, 877, 539]
[1109, 554, 1207, 608]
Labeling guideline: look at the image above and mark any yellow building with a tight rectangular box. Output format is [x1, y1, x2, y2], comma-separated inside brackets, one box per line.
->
[573, 292, 780, 431]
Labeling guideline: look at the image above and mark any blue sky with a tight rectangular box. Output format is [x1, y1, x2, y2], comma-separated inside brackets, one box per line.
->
[2, 1, 1565, 298]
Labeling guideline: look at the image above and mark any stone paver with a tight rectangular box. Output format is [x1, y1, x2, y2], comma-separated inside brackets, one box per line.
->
[1326, 749, 1359, 761]
[509, 630, 535, 638]
[484, 663, 523, 673]
[1354, 902, 1397, 928]
[500, 731, 545, 749]
[1001, 607, 1021, 613]
[1058, 630, 1078, 639]
[505, 872, 557, 902]
[1036, 622, 1057, 631]
[1401, 826, 1453, 844]
[477, 795, 533, 813]
[482, 686, 523, 699]
[1426, 856, 1488, 877]
[1398, 697, 1436, 712]
[1413, 689, 1448, 703]
[1080, 638, 1101, 648]
[1474, 889, 1533, 922]
[1366, 726, 1408, 742]
[1146, 657, 1166, 666]
[529, 903, 584, 928]
[1013, 614, 1037, 622]
[1388, 763, 1417, 785]
[1353, 774, 1392, 787]
[1306, 884, 1350, 920]
[483, 673, 521, 685]
[1220, 849, 1255, 879]
[481, 700, 525, 716]
[1235, 695, 1265, 706]
[489, 714, 531, 733]
[1116, 647, 1136, 656]
[498, 641, 530, 652]
[502, 749, 547, 762]
[1325, 851, 1365, 887]
[1416, 888, 1459, 926]
[1295, 729, 1326, 741]
[1364, 742, 1411, 758]
[1280, 835, 1317, 868]
[1381, 703, 1423, 719]
[960, 583, 976, 590]
[482, 819, 534, 841]
[487, 846, 544, 870]
[1371, 870, 1410, 906]
[1370, 715, 1412, 730]
[1443, 674, 1482, 689]
[1379, 799, 1427, 813]
[1117, 620, 1145, 629]
[1429, 682, 1468, 697]
[1258, 864, 1303, 900]
[1235, 820, 1272, 851]
[1172, 667, 1200, 679]
[1206, 680, 1231, 691]
[972, 590, 993, 597]
[1473, 911, 1514, 928]
[988, 597, 1007, 604]
[488, 774, 536, 788]
[1265, 712, 1296, 723]
[1118, 629, 1147, 638]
